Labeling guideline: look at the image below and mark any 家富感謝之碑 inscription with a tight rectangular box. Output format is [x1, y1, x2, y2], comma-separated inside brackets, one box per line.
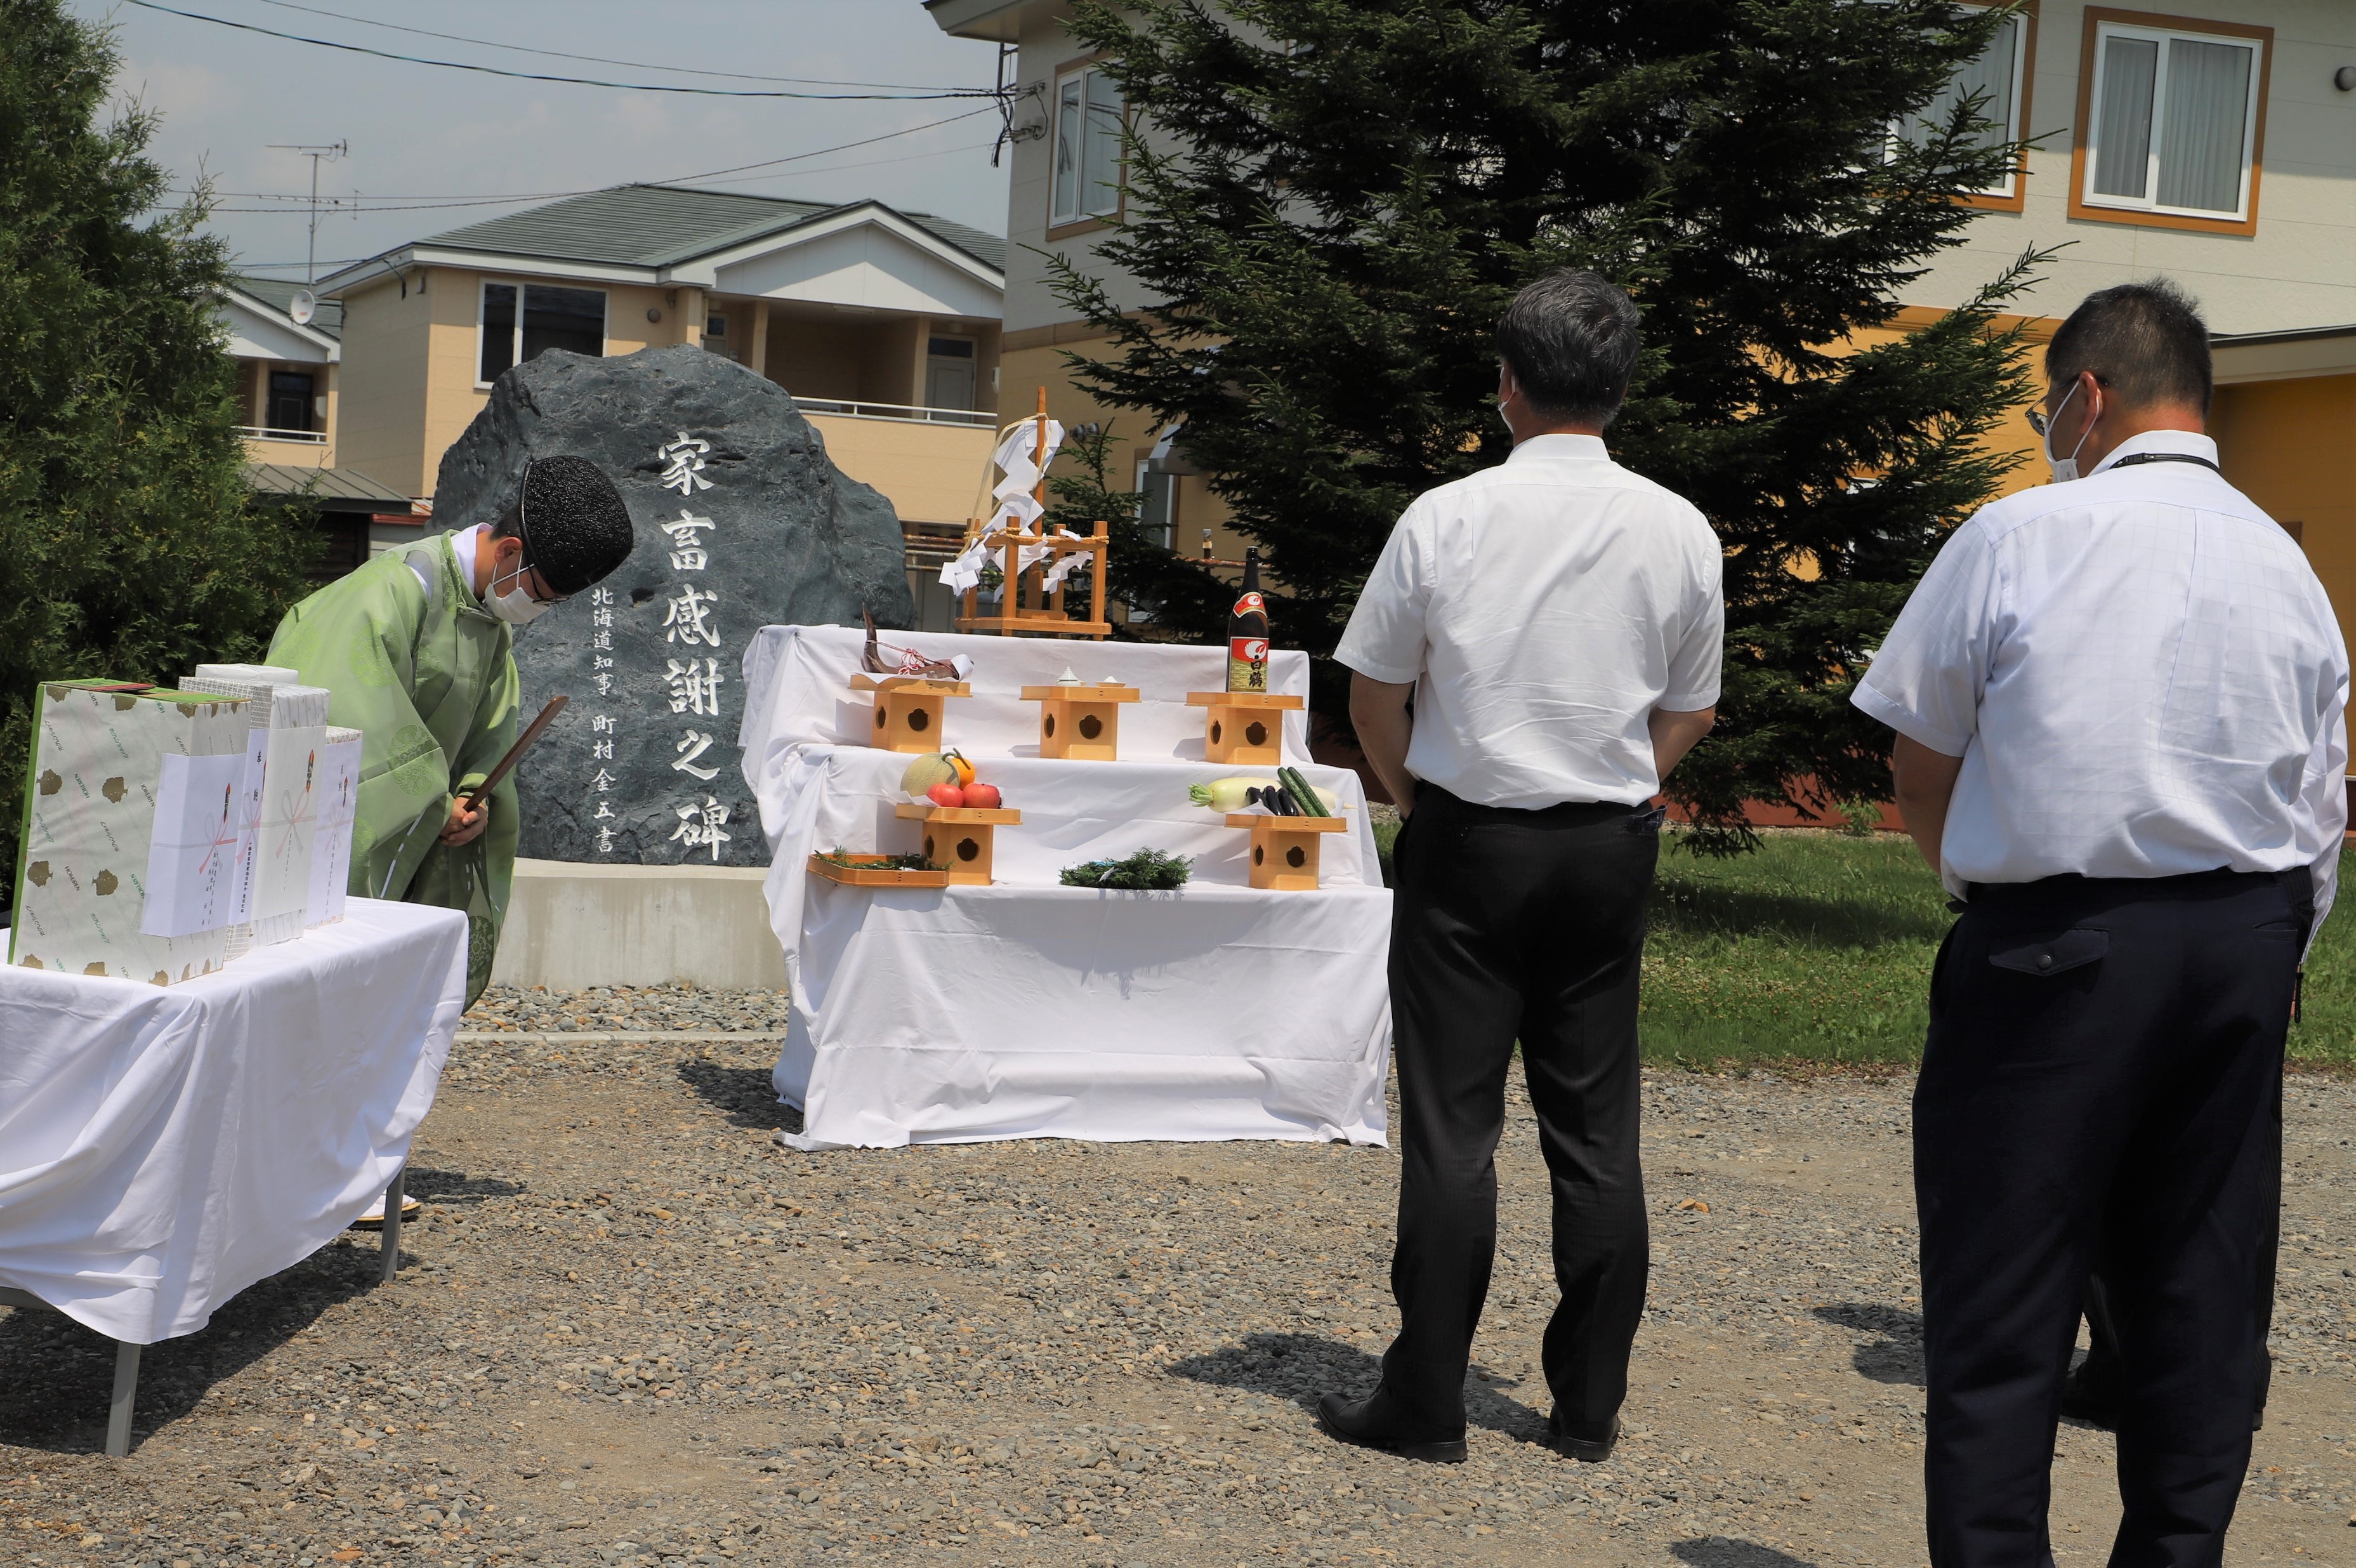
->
[426, 343, 912, 865]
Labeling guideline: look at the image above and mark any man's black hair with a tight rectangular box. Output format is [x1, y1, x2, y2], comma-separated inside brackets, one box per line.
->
[2046, 279, 2213, 414]
[500, 456, 635, 595]
[1496, 269, 1642, 428]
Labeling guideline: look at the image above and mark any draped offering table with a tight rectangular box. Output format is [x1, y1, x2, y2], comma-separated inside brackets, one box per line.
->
[0, 900, 470, 1453]
[738, 625, 1393, 1151]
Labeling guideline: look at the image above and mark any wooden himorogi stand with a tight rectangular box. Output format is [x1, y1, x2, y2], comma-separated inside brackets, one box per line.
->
[1225, 812, 1348, 890]
[1022, 682, 1140, 760]
[956, 390, 1114, 642]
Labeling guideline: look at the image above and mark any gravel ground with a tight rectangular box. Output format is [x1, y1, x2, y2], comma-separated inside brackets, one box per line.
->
[3, 984, 2352, 1568]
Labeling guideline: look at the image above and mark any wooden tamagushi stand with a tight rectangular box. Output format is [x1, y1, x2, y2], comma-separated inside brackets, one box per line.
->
[894, 802, 1023, 885]
[1224, 812, 1346, 891]
[956, 389, 1112, 640]
[1185, 690, 1305, 765]
[850, 674, 970, 753]
[1019, 682, 1140, 760]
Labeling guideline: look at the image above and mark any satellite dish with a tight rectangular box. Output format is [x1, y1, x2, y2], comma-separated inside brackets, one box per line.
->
[289, 289, 316, 326]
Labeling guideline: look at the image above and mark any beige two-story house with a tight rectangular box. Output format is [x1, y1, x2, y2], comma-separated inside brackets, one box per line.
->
[929, 1, 2356, 649]
[315, 184, 1010, 563]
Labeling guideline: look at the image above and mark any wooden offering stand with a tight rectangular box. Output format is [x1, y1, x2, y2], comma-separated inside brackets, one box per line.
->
[1225, 812, 1347, 891]
[895, 802, 1023, 885]
[850, 673, 970, 753]
[1187, 690, 1305, 765]
[806, 853, 952, 890]
[1019, 682, 1140, 760]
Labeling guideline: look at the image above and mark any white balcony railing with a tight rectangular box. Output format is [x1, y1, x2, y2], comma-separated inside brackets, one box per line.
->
[238, 425, 327, 445]
[793, 398, 996, 428]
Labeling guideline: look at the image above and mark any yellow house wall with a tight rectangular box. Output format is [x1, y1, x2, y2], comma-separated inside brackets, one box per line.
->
[339, 267, 698, 497]
[334, 272, 437, 497]
[1000, 336, 1247, 568]
[2214, 374, 2356, 665]
[807, 414, 996, 528]
[765, 319, 874, 404]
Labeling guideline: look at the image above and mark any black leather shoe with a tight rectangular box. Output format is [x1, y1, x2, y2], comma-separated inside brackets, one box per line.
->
[1548, 1411, 1619, 1463]
[1315, 1390, 1467, 1464]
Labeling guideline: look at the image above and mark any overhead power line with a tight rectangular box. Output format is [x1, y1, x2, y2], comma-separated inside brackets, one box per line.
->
[120, 0, 1004, 100]
[184, 138, 1004, 213]
[244, 0, 968, 91]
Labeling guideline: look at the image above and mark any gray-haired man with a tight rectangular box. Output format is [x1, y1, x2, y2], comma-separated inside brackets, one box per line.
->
[1320, 270, 1724, 1463]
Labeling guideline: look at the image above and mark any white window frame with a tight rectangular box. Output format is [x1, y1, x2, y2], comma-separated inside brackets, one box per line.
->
[1890, 5, 2033, 201]
[2081, 18, 2263, 222]
[1048, 62, 1125, 230]
[475, 278, 610, 389]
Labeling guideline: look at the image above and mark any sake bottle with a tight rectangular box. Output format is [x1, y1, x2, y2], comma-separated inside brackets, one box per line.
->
[1226, 547, 1270, 694]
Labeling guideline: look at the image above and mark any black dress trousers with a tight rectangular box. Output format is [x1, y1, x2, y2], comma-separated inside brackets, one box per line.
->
[1915, 869, 2301, 1568]
[1378, 785, 1660, 1433]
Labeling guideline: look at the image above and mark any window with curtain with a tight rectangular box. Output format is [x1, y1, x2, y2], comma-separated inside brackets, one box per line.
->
[2083, 19, 2261, 220]
[478, 281, 607, 384]
[1050, 64, 1125, 228]
[1898, 8, 2029, 199]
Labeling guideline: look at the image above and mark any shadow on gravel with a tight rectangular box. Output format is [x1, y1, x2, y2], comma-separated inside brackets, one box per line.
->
[1670, 1538, 1822, 1567]
[400, 1166, 527, 1205]
[0, 1237, 388, 1456]
[1167, 1333, 1550, 1443]
[1812, 1302, 1925, 1386]
[677, 1057, 803, 1133]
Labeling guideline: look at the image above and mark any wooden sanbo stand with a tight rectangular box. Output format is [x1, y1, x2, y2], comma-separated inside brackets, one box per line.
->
[852, 674, 970, 753]
[895, 802, 1022, 885]
[1020, 682, 1139, 760]
[1225, 812, 1346, 891]
[1187, 690, 1304, 765]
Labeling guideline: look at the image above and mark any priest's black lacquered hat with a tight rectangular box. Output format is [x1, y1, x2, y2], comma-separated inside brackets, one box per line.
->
[515, 456, 634, 595]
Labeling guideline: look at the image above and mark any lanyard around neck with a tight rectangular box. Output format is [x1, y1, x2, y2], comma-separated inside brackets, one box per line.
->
[2106, 452, 2221, 475]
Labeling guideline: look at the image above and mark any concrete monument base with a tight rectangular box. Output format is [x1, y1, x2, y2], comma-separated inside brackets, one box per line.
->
[489, 857, 787, 992]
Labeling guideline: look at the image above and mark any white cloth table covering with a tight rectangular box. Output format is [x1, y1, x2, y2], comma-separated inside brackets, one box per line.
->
[739, 623, 1317, 773]
[787, 883, 1393, 1149]
[0, 900, 469, 1343]
[737, 624, 1393, 1151]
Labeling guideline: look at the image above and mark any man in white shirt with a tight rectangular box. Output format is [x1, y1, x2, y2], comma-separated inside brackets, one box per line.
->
[1854, 280, 2346, 1565]
[1321, 270, 1723, 1465]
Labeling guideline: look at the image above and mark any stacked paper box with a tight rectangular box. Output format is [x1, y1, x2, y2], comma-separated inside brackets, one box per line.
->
[10, 682, 251, 983]
[307, 726, 363, 926]
[180, 667, 331, 951]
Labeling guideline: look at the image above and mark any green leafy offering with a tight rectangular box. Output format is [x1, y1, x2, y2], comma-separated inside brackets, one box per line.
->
[817, 848, 946, 873]
[1058, 848, 1194, 891]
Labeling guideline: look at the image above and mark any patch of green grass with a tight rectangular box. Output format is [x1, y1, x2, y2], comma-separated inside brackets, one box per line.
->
[1375, 816, 2354, 1069]
[1641, 833, 2356, 1069]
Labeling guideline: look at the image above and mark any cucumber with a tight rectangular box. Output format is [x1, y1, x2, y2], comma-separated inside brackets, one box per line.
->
[1279, 767, 1326, 819]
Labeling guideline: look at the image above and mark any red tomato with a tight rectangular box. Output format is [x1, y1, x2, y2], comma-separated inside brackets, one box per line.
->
[926, 781, 965, 808]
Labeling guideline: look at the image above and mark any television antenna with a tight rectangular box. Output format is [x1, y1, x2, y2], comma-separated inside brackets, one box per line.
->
[266, 139, 349, 283]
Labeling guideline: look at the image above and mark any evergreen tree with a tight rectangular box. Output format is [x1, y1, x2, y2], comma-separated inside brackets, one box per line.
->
[0, 0, 317, 885]
[1054, 0, 2047, 845]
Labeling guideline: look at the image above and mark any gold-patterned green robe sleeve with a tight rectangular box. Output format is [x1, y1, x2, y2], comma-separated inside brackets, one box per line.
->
[266, 531, 520, 1003]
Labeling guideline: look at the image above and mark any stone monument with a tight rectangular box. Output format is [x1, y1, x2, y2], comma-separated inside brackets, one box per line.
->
[431, 344, 914, 866]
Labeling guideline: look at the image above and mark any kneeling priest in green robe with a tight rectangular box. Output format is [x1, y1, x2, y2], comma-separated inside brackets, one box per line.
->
[268, 456, 634, 1001]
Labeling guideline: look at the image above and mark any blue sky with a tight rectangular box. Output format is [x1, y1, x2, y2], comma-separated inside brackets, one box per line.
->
[79, 0, 1013, 280]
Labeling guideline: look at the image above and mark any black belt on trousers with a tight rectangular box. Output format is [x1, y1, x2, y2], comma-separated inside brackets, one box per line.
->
[1414, 783, 1655, 828]
[1963, 865, 2313, 942]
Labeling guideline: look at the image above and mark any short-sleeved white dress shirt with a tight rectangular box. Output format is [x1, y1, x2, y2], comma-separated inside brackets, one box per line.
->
[1853, 429, 2348, 928]
[1334, 433, 1725, 809]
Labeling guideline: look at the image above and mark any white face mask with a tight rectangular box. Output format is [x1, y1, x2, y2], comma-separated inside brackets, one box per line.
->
[485, 559, 553, 626]
[2039, 379, 2096, 484]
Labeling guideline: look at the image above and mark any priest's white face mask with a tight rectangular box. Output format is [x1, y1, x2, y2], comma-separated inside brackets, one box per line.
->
[486, 558, 555, 625]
